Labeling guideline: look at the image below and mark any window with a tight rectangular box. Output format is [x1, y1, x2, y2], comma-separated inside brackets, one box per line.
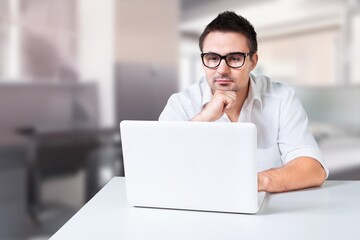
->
[0, 0, 78, 82]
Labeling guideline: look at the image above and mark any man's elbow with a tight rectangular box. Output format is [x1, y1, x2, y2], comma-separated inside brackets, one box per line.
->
[298, 157, 327, 188]
[312, 161, 327, 188]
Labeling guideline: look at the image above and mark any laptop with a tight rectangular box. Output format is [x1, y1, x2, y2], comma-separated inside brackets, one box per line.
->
[120, 120, 266, 214]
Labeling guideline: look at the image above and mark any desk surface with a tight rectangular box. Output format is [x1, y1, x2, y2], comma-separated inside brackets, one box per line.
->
[51, 177, 360, 240]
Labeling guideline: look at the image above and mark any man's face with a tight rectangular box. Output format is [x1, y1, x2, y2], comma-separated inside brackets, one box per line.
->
[202, 31, 258, 93]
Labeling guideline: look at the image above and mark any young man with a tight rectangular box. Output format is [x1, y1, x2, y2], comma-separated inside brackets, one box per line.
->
[159, 11, 328, 193]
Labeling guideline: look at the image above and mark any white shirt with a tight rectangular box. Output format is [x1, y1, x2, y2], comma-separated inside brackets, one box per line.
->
[159, 75, 329, 176]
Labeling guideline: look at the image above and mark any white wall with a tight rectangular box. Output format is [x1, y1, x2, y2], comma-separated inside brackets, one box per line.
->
[78, 0, 115, 128]
[0, 0, 21, 80]
[179, 38, 203, 90]
[115, 0, 179, 66]
[350, 9, 360, 83]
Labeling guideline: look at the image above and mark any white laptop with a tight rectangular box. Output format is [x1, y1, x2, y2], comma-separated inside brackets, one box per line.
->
[120, 120, 266, 214]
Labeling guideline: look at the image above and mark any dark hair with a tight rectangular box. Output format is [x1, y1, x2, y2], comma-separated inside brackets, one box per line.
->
[199, 11, 257, 54]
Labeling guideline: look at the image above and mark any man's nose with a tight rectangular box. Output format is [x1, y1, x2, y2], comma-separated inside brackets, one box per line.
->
[216, 59, 230, 75]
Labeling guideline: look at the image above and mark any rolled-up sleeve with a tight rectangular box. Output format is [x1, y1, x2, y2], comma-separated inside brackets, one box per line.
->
[278, 87, 329, 178]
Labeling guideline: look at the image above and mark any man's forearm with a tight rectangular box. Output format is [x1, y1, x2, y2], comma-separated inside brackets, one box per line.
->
[258, 157, 326, 193]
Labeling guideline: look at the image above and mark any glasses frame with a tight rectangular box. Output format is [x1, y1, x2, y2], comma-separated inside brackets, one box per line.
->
[200, 52, 253, 69]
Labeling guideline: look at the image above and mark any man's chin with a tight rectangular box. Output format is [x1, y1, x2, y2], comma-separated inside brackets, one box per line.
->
[213, 84, 238, 92]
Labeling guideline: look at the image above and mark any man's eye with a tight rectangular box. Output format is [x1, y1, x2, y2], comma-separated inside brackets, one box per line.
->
[206, 55, 219, 61]
[228, 56, 241, 61]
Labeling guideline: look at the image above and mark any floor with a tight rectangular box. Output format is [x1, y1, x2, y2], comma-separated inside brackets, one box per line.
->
[26, 171, 86, 240]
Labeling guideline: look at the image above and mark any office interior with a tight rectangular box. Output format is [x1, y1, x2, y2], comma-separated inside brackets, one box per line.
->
[0, 0, 359, 239]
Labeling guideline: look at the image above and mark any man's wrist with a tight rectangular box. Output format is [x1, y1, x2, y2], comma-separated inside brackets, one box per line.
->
[258, 171, 271, 192]
[191, 111, 214, 122]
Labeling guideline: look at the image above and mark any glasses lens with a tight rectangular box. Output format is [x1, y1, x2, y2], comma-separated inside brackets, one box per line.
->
[203, 53, 220, 68]
[226, 53, 245, 68]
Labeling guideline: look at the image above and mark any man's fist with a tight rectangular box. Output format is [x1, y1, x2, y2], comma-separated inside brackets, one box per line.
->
[192, 90, 237, 122]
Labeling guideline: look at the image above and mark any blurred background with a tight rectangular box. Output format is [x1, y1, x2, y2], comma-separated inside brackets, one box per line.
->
[0, 0, 359, 239]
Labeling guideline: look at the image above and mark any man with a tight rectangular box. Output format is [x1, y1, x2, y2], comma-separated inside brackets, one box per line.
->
[159, 11, 328, 193]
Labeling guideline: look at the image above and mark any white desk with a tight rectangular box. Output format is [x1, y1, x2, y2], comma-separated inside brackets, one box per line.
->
[51, 177, 360, 240]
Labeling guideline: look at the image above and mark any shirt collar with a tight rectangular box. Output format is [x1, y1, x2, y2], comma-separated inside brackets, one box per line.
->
[201, 74, 263, 110]
[247, 74, 263, 110]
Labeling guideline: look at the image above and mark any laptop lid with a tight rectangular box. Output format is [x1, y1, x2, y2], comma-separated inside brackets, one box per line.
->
[120, 120, 265, 214]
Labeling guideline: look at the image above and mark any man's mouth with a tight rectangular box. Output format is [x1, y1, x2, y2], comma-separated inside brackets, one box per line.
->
[214, 79, 233, 84]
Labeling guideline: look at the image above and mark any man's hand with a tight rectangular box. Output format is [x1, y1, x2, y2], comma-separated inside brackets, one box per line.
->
[192, 90, 237, 122]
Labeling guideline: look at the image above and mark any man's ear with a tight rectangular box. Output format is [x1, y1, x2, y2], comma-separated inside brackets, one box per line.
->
[250, 53, 258, 71]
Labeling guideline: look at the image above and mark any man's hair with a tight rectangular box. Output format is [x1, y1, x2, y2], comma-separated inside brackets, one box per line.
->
[199, 11, 257, 54]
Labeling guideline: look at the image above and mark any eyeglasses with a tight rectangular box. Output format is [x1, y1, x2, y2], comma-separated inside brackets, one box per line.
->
[201, 52, 253, 69]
